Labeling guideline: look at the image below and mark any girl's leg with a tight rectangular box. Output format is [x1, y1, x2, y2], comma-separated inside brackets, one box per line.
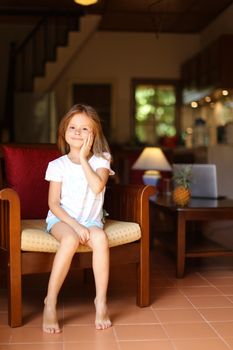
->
[43, 222, 80, 334]
[87, 227, 111, 330]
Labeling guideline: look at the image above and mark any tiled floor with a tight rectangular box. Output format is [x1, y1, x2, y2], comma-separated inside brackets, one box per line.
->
[0, 242, 233, 350]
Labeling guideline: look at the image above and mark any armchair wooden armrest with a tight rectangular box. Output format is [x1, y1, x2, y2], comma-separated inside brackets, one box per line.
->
[105, 184, 153, 223]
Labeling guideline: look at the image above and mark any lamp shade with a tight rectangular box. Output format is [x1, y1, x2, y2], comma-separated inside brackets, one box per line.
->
[74, 0, 97, 5]
[132, 147, 172, 172]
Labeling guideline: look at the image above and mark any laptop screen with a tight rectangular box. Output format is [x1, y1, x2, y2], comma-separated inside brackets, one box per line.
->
[172, 164, 218, 199]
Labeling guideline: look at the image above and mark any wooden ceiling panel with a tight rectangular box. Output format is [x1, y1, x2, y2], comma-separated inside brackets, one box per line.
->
[103, 0, 149, 12]
[190, 0, 233, 14]
[1, 0, 233, 33]
[99, 13, 154, 32]
[167, 14, 213, 34]
[147, 0, 195, 14]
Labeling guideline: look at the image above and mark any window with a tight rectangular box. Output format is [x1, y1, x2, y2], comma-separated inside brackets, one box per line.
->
[131, 79, 180, 145]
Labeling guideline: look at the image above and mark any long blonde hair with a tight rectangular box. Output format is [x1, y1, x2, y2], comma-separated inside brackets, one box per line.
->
[57, 104, 111, 159]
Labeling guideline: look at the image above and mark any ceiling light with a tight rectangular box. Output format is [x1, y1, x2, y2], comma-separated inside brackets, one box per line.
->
[74, 0, 98, 5]
[191, 101, 198, 108]
[222, 89, 229, 96]
[205, 96, 211, 103]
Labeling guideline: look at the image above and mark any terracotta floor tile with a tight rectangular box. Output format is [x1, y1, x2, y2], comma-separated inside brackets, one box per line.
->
[114, 324, 167, 340]
[151, 287, 183, 299]
[187, 295, 233, 308]
[198, 270, 233, 278]
[224, 338, 233, 348]
[63, 301, 95, 326]
[63, 341, 119, 350]
[109, 300, 151, 325]
[175, 274, 210, 287]
[63, 297, 142, 326]
[216, 286, 233, 296]
[151, 295, 193, 309]
[0, 327, 12, 343]
[179, 286, 222, 296]
[108, 297, 138, 309]
[150, 278, 176, 288]
[0, 298, 8, 313]
[198, 307, 233, 321]
[155, 308, 203, 323]
[172, 338, 231, 350]
[0, 344, 63, 350]
[10, 327, 63, 343]
[163, 322, 217, 339]
[118, 339, 174, 350]
[0, 313, 8, 327]
[63, 325, 115, 342]
[204, 277, 233, 286]
[113, 306, 158, 324]
[63, 310, 94, 326]
[210, 321, 233, 337]
[23, 307, 63, 327]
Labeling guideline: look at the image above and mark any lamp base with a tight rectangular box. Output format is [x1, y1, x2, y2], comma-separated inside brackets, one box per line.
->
[143, 170, 161, 187]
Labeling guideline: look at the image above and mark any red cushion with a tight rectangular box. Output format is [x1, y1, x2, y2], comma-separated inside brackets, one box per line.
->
[3, 145, 60, 219]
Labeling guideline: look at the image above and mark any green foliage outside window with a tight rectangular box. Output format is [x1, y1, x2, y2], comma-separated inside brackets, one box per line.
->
[135, 84, 176, 144]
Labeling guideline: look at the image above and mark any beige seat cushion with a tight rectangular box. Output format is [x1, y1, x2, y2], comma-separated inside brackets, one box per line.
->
[21, 219, 141, 253]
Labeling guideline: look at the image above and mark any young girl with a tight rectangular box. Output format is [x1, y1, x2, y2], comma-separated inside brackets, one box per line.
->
[43, 104, 114, 334]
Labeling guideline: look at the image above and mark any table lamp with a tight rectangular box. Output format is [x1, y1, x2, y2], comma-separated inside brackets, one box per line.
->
[132, 147, 172, 186]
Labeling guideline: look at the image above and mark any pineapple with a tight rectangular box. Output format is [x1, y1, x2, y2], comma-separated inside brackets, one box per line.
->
[172, 165, 192, 206]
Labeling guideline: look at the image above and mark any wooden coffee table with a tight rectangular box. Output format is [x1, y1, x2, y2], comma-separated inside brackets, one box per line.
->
[150, 195, 233, 277]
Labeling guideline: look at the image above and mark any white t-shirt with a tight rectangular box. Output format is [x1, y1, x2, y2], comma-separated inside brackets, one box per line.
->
[45, 153, 114, 227]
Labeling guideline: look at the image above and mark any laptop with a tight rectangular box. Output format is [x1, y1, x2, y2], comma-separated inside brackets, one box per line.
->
[173, 164, 221, 199]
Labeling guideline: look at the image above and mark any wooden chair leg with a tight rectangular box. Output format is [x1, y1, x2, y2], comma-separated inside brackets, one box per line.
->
[8, 265, 22, 327]
[1, 189, 23, 327]
[136, 248, 150, 307]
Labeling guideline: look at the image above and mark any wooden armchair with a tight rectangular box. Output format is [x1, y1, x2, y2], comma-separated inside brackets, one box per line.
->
[0, 144, 154, 327]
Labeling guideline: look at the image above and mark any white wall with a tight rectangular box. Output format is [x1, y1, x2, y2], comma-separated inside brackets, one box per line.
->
[54, 32, 200, 143]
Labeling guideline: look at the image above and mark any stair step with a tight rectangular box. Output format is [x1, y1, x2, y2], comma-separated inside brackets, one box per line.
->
[34, 15, 101, 94]
[13, 13, 83, 92]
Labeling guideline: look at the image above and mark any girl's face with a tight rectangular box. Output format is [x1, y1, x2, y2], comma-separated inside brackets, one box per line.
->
[65, 113, 94, 148]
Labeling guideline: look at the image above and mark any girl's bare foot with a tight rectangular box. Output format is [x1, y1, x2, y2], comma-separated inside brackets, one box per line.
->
[94, 298, 112, 330]
[43, 298, 61, 334]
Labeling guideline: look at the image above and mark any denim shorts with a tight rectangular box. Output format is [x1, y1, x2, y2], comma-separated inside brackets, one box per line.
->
[46, 216, 103, 232]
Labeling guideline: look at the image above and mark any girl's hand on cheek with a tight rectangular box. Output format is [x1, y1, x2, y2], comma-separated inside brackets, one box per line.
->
[86, 132, 94, 149]
[80, 132, 94, 160]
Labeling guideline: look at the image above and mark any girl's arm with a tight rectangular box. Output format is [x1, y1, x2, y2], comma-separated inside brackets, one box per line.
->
[80, 133, 110, 194]
[80, 162, 109, 194]
[48, 181, 90, 243]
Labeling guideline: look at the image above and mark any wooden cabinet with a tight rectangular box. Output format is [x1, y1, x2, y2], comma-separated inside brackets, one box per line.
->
[181, 35, 233, 89]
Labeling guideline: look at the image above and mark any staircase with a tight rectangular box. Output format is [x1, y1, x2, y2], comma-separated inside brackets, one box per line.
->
[5, 12, 101, 142]
[34, 15, 101, 94]
[14, 11, 83, 92]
